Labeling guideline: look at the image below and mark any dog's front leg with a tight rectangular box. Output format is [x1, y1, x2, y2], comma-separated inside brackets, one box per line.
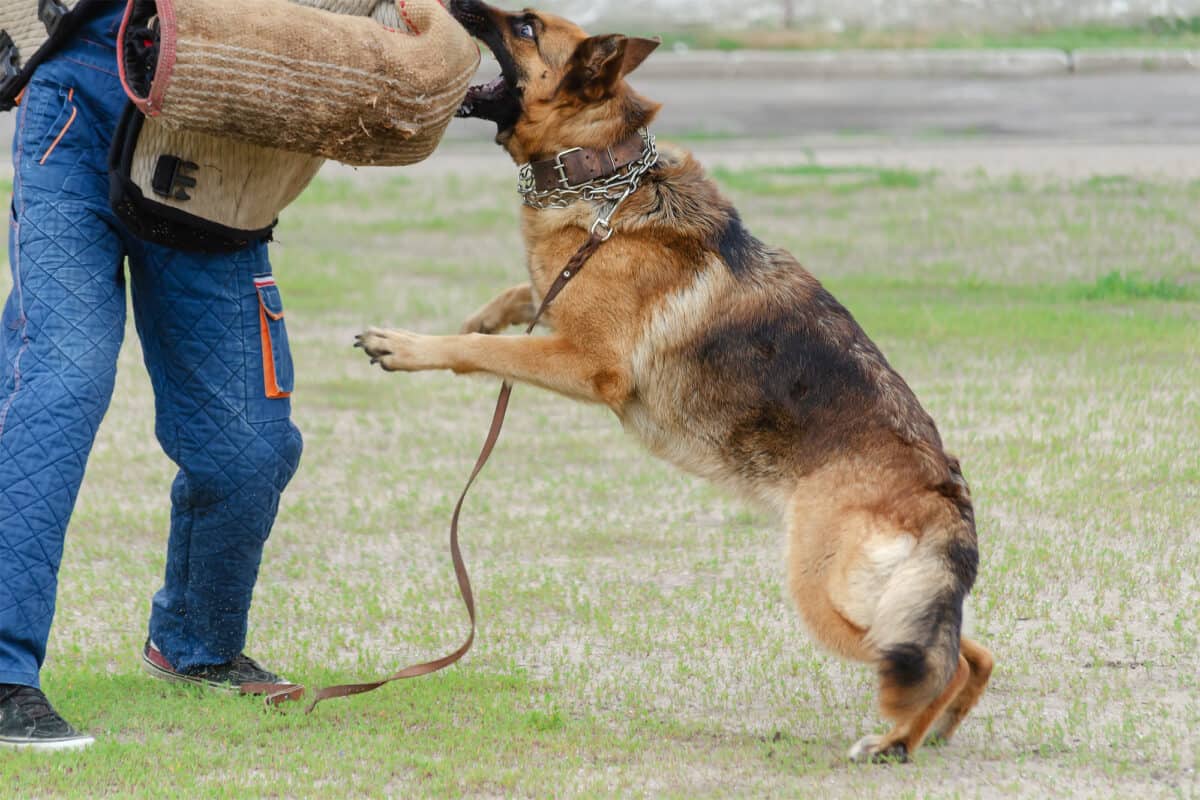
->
[356, 327, 626, 406]
[459, 284, 537, 334]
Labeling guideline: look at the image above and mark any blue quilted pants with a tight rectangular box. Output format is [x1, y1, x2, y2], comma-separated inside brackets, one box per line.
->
[0, 8, 303, 688]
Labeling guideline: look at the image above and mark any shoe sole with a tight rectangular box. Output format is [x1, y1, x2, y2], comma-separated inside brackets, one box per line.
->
[0, 734, 95, 752]
[141, 652, 299, 700]
[141, 654, 240, 693]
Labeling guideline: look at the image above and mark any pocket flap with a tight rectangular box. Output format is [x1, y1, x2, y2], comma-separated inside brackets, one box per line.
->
[253, 274, 293, 399]
[254, 276, 285, 320]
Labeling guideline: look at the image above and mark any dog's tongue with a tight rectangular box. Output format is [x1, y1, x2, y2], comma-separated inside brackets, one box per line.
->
[457, 75, 506, 117]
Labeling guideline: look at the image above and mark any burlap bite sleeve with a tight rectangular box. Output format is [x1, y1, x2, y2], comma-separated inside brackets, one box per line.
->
[118, 0, 480, 167]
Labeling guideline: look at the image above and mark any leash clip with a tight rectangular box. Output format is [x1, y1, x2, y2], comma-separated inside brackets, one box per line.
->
[590, 167, 643, 242]
[590, 216, 614, 242]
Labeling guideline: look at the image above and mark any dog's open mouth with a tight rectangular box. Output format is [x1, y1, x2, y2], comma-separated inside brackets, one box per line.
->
[448, 1, 522, 130]
[456, 75, 509, 119]
[454, 59, 521, 130]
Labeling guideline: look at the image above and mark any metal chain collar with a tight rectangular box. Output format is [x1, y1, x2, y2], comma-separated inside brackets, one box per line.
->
[517, 128, 659, 216]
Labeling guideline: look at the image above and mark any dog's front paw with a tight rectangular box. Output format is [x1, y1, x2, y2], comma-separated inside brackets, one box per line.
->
[354, 327, 431, 372]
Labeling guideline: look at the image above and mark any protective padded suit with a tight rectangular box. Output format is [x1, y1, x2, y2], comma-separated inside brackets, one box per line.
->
[0, 6, 303, 687]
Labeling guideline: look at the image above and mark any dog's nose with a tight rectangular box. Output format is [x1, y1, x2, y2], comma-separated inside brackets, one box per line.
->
[448, 0, 479, 19]
[448, 0, 492, 32]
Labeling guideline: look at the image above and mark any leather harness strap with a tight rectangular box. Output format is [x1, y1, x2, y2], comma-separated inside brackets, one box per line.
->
[281, 231, 610, 713]
[528, 131, 648, 193]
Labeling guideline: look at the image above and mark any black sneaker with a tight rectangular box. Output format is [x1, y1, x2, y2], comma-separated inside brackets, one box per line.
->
[0, 684, 95, 751]
[141, 639, 298, 697]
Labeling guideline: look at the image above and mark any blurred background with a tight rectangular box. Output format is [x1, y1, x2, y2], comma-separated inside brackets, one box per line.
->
[416, 0, 1200, 180]
[5, 2, 1200, 172]
[530, 0, 1200, 40]
[530, 0, 1200, 36]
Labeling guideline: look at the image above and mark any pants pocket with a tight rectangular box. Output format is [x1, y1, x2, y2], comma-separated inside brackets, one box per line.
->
[35, 86, 78, 166]
[254, 275, 294, 400]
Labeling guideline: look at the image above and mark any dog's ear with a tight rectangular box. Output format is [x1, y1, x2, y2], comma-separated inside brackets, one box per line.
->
[562, 34, 659, 99]
[562, 34, 626, 99]
[620, 36, 660, 77]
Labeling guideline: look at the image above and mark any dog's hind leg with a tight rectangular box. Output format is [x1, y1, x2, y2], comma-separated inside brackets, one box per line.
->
[787, 514, 964, 763]
[785, 476, 981, 763]
[847, 523, 979, 762]
[924, 637, 993, 746]
[848, 651, 970, 763]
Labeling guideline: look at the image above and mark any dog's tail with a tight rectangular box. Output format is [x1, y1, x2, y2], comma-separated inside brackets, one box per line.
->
[867, 459, 978, 716]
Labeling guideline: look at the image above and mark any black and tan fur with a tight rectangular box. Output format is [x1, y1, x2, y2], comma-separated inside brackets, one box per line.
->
[357, 0, 993, 762]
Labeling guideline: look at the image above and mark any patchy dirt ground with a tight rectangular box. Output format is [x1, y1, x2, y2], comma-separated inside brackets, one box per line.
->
[1, 141, 1197, 798]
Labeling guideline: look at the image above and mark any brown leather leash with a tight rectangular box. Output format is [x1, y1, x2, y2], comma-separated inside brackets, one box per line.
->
[265, 231, 608, 713]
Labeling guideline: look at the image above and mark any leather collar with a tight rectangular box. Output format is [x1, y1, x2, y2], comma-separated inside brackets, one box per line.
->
[526, 130, 650, 193]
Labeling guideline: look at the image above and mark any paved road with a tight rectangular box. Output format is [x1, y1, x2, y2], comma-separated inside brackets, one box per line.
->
[3, 72, 1198, 177]
[422, 72, 1200, 179]
[444, 72, 1200, 145]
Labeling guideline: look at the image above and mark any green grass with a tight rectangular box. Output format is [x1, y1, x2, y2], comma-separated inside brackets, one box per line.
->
[711, 163, 932, 195]
[652, 17, 1200, 51]
[1, 163, 1197, 797]
[1071, 270, 1198, 302]
[964, 16, 1200, 50]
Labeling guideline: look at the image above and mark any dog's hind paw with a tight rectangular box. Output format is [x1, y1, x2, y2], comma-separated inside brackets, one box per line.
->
[847, 735, 909, 764]
[847, 735, 882, 763]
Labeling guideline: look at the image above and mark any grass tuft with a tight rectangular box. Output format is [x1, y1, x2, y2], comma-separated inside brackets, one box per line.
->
[711, 164, 933, 195]
[1072, 271, 1197, 302]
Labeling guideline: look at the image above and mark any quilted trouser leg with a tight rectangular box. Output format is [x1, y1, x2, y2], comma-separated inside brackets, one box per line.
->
[0, 77, 127, 689]
[130, 242, 302, 672]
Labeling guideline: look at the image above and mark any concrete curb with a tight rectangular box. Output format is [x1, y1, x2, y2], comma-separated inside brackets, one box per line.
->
[480, 48, 1200, 79]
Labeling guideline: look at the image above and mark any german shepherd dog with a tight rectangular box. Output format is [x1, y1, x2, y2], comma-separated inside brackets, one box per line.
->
[357, 0, 994, 762]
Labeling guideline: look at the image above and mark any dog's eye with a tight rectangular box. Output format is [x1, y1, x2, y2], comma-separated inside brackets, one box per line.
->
[515, 22, 535, 40]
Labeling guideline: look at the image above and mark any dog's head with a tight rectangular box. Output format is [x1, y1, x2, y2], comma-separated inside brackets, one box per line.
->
[450, 0, 661, 163]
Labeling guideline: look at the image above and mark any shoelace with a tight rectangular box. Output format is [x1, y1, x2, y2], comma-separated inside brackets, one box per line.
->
[226, 654, 274, 681]
[0, 686, 56, 721]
